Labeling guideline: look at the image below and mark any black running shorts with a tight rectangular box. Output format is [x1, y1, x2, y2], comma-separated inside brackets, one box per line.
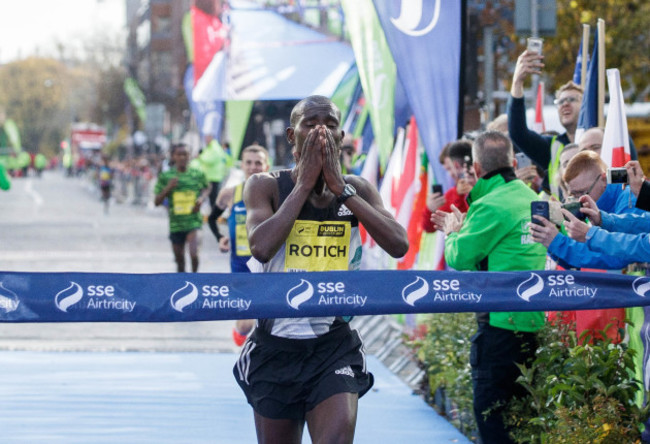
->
[233, 324, 374, 420]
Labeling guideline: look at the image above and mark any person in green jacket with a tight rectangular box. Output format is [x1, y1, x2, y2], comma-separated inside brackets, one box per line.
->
[0, 162, 11, 191]
[433, 130, 547, 444]
[34, 153, 47, 177]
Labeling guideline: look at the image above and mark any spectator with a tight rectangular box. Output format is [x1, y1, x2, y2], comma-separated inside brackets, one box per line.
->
[528, 151, 644, 340]
[433, 130, 546, 444]
[421, 140, 476, 232]
[578, 126, 604, 155]
[508, 48, 582, 198]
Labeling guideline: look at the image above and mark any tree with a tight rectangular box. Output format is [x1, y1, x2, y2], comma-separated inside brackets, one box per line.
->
[529, 0, 650, 100]
[0, 58, 72, 157]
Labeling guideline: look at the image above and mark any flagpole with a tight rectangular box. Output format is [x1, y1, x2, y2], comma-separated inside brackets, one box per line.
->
[597, 19, 606, 127]
[581, 24, 590, 86]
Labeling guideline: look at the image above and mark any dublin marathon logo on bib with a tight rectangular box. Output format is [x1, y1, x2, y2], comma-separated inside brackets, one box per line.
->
[285, 220, 351, 272]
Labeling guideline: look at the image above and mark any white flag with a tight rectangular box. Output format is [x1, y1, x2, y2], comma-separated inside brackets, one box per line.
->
[601, 69, 631, 168]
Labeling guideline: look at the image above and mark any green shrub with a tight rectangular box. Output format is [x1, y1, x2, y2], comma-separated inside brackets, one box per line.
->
[506, 320, 650, 444]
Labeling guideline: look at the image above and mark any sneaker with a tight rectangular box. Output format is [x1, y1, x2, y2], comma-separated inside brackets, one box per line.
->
[232, 328, 248, 346]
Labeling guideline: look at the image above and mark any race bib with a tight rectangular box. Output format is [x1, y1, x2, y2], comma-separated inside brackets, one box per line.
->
[172, 190, 196, 215]
[284, 220, 350, 272]
[235, 215, 251, 256]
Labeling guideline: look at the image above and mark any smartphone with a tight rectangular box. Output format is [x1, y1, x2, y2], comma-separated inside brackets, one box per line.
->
[431, 184, 443, 195]
[562, 201, 587, 221]
[531, 201, 549, 225]
[607, 167, 628, 184]
[527, 37, 543, 55]
[515, 152, 532, 169]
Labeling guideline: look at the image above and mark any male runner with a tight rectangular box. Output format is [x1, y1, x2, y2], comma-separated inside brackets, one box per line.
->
[213, 144, 270, 346]
[234, 95, 408, 443]
[154, 143, 209, 272]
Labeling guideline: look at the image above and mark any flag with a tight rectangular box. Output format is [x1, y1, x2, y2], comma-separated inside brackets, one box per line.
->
[191, 6, 226, 85]
[371, 0, 462, 191]
[572, 40, 585, 85]
[397, 126, 428, 270]
[575, 29, 599, 144]
[533, 81, 546, 133]
[124, 78, 147, 124]
[601, 69, 631, 168]
[340, 0, 396, 171]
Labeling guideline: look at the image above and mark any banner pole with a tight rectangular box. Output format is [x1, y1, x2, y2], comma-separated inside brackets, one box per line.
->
[581, 24, 590, 86]
[597, 19, 606, 127]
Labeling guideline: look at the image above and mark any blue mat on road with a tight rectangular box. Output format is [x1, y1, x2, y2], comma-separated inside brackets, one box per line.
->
[0, 351, 470, 443]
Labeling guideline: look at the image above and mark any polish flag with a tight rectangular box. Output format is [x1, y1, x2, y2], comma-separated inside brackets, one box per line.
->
[532, 81, 546, 133]
[601, 69, 631, 168]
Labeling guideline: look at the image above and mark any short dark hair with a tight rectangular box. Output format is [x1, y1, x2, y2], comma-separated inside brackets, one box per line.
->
[447, 140, 473, 164]
[171, 143, 188, 155]
[290, 95, 340, 127]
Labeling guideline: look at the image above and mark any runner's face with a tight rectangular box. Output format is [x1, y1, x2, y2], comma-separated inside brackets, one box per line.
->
[242, 151, 268, 179]
[172, 147, 189, 169]
[292, 103, 342, 158]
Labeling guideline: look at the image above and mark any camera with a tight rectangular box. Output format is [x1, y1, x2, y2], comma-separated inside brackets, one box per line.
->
[530, 201, 549, 226]
[431, 184, 443, 195]
[607, 167, 628, 184]
[562, 201, 588, 221]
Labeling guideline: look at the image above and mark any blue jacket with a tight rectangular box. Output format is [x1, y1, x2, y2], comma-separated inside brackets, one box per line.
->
[585, 211, 650, 263]
[546, 184, 643, 269]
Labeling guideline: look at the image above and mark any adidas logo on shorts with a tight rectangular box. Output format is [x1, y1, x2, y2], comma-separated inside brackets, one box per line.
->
[338, 205, 353, 217]
[335, 365, 355, 378]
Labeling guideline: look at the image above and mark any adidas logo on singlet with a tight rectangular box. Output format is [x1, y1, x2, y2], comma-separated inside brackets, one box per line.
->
[335, 365, 355, 378]
[338, 204, 353, 217]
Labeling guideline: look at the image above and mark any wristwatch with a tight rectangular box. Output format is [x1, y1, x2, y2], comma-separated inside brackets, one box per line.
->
[337, 183, 357, 203]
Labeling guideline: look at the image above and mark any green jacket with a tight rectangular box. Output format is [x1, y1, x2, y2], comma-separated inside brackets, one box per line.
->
[444, 168, 547, 332]
[198, 140, 231, 183]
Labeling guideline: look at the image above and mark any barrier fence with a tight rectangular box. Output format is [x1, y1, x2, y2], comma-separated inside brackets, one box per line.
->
[1, 269, 649, 323]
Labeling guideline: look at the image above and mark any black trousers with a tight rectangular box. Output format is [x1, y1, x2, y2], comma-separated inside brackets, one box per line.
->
[470, 322, 537, 444]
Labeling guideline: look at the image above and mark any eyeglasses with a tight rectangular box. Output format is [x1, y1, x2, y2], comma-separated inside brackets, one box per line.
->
[568, 174, 601, 198]
[554, 96, 580, 106]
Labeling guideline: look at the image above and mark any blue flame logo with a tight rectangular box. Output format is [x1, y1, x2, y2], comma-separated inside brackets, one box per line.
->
[402, 276, 429, 306]
[55, 282, 84, 312]
[516, 273, 544, 302]
[0, 282, 20, 313]
[170, 281, 199, 312]
[633, 277, 650, 298]
[286, 279, 314, 310]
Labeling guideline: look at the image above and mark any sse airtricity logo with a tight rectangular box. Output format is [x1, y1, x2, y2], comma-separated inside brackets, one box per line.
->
[287, 279, 314, 310]
[633, 277, 650, 297]
[55, 282, 84, 312]
[170, 281, 199, 312]
[402, 276, 429, 306]
[516, 273, 544, 302]
[0, 282, 20, 313]
[390, 0, 441, 37]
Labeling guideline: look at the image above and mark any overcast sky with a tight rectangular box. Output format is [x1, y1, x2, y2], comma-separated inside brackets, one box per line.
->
[0, 0, 126, 63]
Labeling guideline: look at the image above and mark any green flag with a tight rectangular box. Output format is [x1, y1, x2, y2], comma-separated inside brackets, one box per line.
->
[3, 119, 21, 151]
[226, 101, 254, 161]
[340, 0, 396, 171]
[124, 78, 147, 124]
[182, 11, 194, 63]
